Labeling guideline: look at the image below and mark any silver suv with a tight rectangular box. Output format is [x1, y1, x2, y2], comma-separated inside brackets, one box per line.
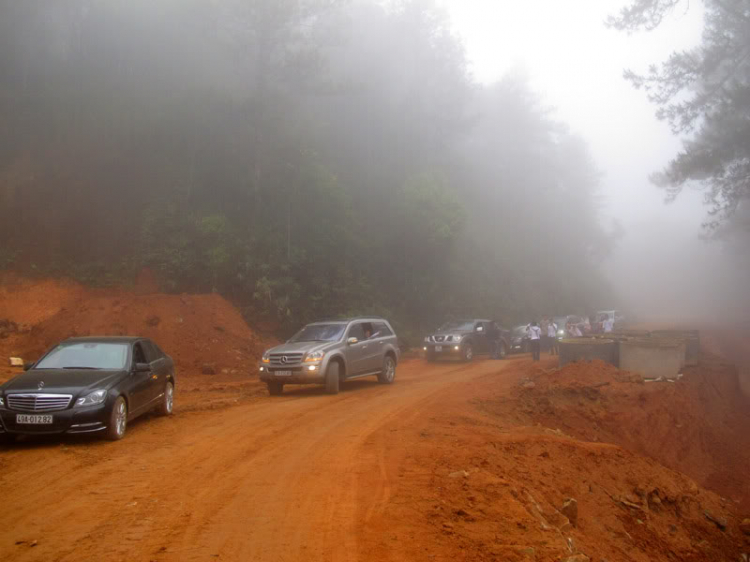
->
[259, 317, 400, 395]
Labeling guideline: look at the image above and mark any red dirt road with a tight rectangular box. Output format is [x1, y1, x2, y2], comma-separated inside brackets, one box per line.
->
[2, 355, 748, 562]
[0, 359, 513, 562]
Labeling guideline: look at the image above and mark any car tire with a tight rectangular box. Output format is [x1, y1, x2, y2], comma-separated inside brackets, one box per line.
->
[377, 355, 396, 384]
[267, 381, 284, 396]
[157, 380, 174, 415]
[106, 396, 128, 441]
[325, 361, 340, 395]
[462, 343, 474, 362]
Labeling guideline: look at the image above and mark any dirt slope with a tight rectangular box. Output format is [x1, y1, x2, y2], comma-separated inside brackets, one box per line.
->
[0, 275, 271, 380]
[502, 356, 750, 511]
[1, 358, 747, 562]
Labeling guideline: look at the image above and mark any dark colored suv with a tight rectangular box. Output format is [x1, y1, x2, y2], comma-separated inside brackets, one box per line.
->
[259, 317, 400, 395]
[423, 319, 510, 362]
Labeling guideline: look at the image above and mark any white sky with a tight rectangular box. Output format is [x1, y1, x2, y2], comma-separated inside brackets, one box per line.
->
[433, 0, 734, 317]
[436, 0, 706, 231]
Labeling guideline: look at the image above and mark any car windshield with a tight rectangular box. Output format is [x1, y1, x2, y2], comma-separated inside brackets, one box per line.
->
[438, 321, 475, 332]
[35, 342, 129, 370]
[289, 323, 346, 343]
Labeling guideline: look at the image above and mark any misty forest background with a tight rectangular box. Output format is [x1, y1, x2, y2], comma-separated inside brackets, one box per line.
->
[0, 0, 645, 340]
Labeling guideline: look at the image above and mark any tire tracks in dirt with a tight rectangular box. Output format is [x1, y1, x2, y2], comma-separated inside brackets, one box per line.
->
[0, 358, 512, 562]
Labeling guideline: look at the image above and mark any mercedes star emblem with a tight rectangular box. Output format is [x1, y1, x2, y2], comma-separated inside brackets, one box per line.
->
[281, 356, 288, 364]
[38, 381, 45, 390]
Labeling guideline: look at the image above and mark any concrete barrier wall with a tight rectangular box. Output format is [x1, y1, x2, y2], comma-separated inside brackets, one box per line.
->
[650, 330, 699, 367]
[612, 329, 651, 338]
[619, 338, 686, 380]
[559, 338, 617, 368]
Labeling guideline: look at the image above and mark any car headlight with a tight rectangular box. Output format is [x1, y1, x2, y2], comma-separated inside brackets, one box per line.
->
[424, 337, 430, 343]
[452, 335, 463, 342]
[0, 396, 4, 407]
[304, 350, 325, 362]
[75, 389, 107, 407]
[557, 329, 564, 335]
[262, 351, 271, 364]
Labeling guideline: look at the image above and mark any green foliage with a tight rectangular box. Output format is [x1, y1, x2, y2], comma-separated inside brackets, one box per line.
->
[140, 205, 242, 293]
[401, 173, 466, 247]
[612, 0, 750, 235]
[0, 0, 614, 343]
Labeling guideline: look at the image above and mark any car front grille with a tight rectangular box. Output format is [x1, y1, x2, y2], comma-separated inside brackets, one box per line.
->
[431, 336, 458, 343]
[269, 353, 304, 366]
[7, 394, 73, 412]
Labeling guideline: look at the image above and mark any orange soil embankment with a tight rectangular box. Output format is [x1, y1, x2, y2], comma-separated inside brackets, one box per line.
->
[498, 355, 750, 511]
[360, 356, 749, 562]
[0, 274, 273, 383]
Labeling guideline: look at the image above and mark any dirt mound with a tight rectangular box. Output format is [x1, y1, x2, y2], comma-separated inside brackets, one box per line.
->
[378, 434, 746, 561]
[507, 357, 750, 511]
[362, 358, 748, 562]
[0, 275, 273, 380]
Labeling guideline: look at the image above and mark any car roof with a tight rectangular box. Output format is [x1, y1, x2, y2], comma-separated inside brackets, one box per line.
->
[62, 336, 145, 344]
[310, 317, 389, 324]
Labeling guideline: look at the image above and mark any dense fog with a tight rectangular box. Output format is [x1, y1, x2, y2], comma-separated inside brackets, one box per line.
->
[0, 0, 748, 338]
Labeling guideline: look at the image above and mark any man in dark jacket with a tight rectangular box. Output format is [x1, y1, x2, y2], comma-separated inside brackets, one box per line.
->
[487, 322, 501, 359]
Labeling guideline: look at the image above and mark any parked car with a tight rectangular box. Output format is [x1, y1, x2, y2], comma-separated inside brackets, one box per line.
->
[423, 319, 511, 362]
[0, 336, 175, 442]
[259, 317, 400, 396]
[510, 325, 530, 353]
[552, 316, 569, 339]
[555, 315, 587, 338]
[592, 310, 624, 333]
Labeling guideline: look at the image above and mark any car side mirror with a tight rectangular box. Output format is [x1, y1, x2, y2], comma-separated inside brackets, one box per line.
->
[23, 362, 35, 371]
[347, 337, 359, 345]
[134, 362, 151, 373]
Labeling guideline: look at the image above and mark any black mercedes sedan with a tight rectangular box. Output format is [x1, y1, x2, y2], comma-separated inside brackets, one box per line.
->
[0, 336, 175, 442]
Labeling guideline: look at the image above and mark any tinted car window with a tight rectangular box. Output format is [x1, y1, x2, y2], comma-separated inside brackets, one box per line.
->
[290, 323, 346, 343]
[133, 343, 148, 364]
[152, 341, 167, 358]
[348, 323, 366, 341]
[36, 342, 129, 370]
[142, 340, 161, 362]
[438, 320, 474, 332]
[374, 322, 393, 337]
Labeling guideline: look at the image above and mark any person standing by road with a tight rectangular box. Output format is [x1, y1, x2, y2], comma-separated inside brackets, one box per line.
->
[540, 318, 550, 352]
[487, 321, 500, 359]
[547, 320, 558, 355]
[603, 316, 614, 333]
[527, 321, 542, 362]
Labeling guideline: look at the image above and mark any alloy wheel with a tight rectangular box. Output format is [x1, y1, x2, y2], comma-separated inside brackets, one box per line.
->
[165, 383, 174, 413]
[385, 357, 395, 382]
[115, 401, 127, 437]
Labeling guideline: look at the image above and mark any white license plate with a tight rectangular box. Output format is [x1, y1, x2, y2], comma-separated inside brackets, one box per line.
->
[435, 346, 443, 352]
[16, 414, 53, 424]
[274, 370, 292, 377]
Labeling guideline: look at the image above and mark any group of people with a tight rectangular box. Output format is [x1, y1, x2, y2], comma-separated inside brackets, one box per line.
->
[525, 314, 614, 362]
[525, 319, 559, 362]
